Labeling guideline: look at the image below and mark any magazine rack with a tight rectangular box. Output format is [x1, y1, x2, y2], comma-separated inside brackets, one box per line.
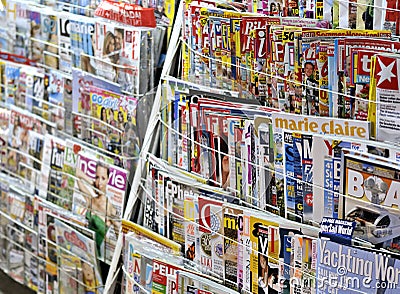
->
[103, 1, 184, 291]
[1, 0, 400, 292]
[103, 0, 400, 292]
[0, 0, 162, 292]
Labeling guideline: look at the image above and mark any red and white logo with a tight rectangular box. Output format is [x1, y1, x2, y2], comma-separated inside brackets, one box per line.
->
[376, 55, 398, 90]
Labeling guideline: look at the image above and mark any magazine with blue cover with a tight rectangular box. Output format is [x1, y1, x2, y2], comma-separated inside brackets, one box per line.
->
[317, 238, 400, 293]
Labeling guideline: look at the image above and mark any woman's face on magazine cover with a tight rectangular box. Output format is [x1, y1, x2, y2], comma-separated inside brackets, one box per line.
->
[101, 108, 107, 121]
[260, 254, 267, 269]
[82, 262, 95, 281]
[107, 37, 115, 54]
[94, 165, 108, 196]
[118, 111, 124, 123]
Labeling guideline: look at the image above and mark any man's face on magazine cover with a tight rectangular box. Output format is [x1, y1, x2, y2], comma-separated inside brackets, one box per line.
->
[115, 30, 123, 52]
[304, 63, 314, 78]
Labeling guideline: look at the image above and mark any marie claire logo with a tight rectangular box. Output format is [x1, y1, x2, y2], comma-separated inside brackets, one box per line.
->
[64, 231, 87, 251]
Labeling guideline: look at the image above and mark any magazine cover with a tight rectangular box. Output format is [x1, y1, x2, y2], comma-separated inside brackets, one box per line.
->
[14, 2, 31, 58]
[267, 225, 281, 293]
[64, 76, 73, 134]
[54, 219, 103, 293]
[47, 135, 67, 208]
[62, 139, 82, 211]
[71, 69, 120, 140]
[89, 85, 139, 168]
[19, 66, 45, 119]
[27, 130, 44, 195]
[58, 12, 72, 73]
[198, 196, 223, 276]
[0, 214, 7, 273]
[302, 42, 319, 116]
[73, 150, 127, 263]
[44, 211, 60, 293]
[283, 131, 296, 221]
[58, 253, 84, 294]
[240, 212, 252, 293]
[90, 86, 123, 153]
[184, 194, 199, 264]
[94, 21, 142, 93]
[4, 63, 20, 106]
[38, 134, 54, 198]
[41, 9, 59, 69]
[8, 186, 26, 223]
[373, 54, 400, 143]
[312, 133, 368, 222]
[257, 224, 269, 294]
[157, 170, 166, 238]
[123, 233, 144, 294]
[302, 133, 314, 224]
[279, 234, 291, 294]
[0, 1, 16, 54]
[103, 162, 127, 263]
[223, 212, 239, 290]
[317, 238, 400, 293]
[292, 132, 303, 222]
[7, 223, 25, 284]
[383, 0, 399, 35]
[249, 215, 278, 294]
[340, 152, 400, 251]
[47, 70, 65, 130]
[8, 108, 40, 176]
[223, 204, 242, 290]
[152, 259, 180, 294]
[142, 163, 158, 233]
[317, 42, 329, 116]
[166, 176, 190, 255]
[24, 228, 39, 292]
[0, 108, 9, 167]
[70, 16, 96, 74]
[301, 236, 316, 293]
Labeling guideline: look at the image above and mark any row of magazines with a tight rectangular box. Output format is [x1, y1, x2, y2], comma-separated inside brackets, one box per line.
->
[0, 102, 137, 264]
[180, 2, 400, 141]
[0, 1, 167, 293]
[0, 173, 105, 293]
[158, 80, 400, 226]
[122, 154, 400, 293]
[0, 0, 164, 95]
[126, 1, 400, 291]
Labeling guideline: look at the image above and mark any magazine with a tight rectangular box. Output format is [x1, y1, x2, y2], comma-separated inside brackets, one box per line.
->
[41, 9, 59, 70]
[340, 152, 400, 252]
[58, 12, 72, 73]
[373, 54, 400, 143]
[6, 223, 25, 284]
[58, 253, 84, 294]
[89, 85, 140, 168]
[198, 196, 223, 277]
[70, 16, 96, 74]
[317, 238, 400, 293]
[249, 214, 278, 293]
[14, 2, 31, 58]
[47, 69, 65, 131]
[73, 150, 128, 263]
[7, 107, 41, 177]
[71, 69, 120, 141]
[54, 219, 103, 293]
